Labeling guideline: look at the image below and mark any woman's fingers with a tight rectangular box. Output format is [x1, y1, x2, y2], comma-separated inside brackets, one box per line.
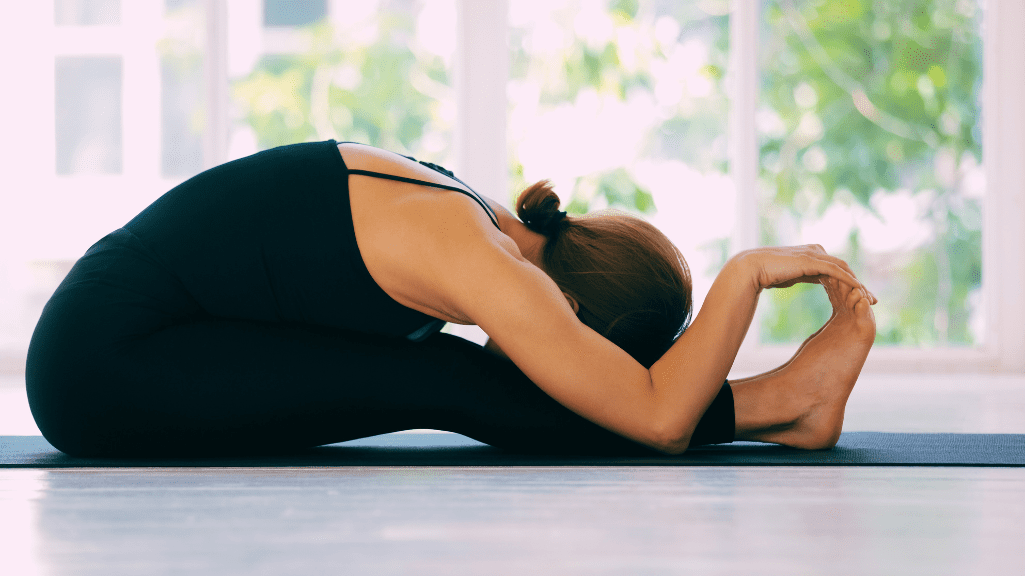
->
[823, 276, 877, 312]
[747, 246, 876, 304]
[814, 250, 859, 281]
[804, 246, 877, 305]
[814, 258, 864, 293]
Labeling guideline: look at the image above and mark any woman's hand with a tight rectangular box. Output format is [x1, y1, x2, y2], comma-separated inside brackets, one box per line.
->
[732, 245, 877, 304]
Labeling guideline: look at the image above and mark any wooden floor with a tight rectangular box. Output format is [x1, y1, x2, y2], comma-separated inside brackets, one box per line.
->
[2, 373, 1023, 575]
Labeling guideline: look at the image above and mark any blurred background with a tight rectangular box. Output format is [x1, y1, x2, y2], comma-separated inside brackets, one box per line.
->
[0, 0, 995, 378]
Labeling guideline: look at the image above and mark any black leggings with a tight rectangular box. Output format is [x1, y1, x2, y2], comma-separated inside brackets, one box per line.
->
[27, 231, 733, 459]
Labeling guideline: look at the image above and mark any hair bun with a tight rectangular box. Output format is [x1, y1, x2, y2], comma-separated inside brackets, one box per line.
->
[516, 180, 570, 238]
[527, 209, 568, 236]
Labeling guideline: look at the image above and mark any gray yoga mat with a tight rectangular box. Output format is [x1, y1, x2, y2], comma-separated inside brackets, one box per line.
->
[2, 432, 1023, 467]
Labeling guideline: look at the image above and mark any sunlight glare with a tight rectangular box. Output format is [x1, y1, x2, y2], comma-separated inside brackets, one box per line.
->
[416, 0, 456, 67]
[0, 471, 46, 576]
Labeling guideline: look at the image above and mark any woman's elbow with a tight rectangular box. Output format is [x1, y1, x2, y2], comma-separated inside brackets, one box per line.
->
[650, 421, 691, 455]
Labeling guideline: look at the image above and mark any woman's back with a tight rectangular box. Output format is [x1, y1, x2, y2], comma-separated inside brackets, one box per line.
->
[122, 139, 492, 340]
[338, 141, 515, 327]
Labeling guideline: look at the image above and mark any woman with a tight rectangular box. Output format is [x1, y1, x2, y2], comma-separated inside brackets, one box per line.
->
[26, 139, 876, 457]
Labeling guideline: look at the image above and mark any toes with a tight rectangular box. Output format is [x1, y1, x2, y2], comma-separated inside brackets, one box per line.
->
[853, 299, 877, 337]
[824, 278, 850, 312]
[844, 284, 863, 310]
[855, 298, 872, 318]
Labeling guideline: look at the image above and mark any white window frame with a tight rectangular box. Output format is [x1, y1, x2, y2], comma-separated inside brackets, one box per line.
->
[2, 0, 1020, 374]
[442, 0, 1025, 374]
[725, 0, 1025, 374]
[0, 2, 186, 373]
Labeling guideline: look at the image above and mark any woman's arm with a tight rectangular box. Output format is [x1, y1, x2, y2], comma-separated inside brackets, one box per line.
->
[649, 245, 869, 453]
[647, 256, 759, 453]
[432, 204, 865, 454]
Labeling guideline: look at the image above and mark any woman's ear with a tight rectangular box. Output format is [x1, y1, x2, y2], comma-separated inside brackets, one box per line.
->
[562, 292, 580, 315]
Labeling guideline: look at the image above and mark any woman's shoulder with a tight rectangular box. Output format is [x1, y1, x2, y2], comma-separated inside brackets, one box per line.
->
[341, 144, 522, 324]
[337, 142, 463, 190]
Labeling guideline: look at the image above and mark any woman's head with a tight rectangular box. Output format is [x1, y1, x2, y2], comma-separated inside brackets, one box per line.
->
[516, 180, 693, 369]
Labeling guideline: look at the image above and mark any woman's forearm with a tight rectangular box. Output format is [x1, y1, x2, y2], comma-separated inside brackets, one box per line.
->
[648, 255, 759, 453]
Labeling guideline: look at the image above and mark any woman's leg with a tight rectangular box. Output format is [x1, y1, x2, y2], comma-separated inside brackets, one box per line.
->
[26, 221, 734, 457]
[28, 314, 734, 458]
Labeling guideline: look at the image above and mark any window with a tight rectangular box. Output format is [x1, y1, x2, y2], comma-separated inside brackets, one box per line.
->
[497, 0, 1022, 373]
[757, 0, 984, 348]
[263, 0, 326, 27]
[1, 0, 1022, 374]
[508, 0, 733, 309]
[731, 0, 1025, 373]
[55, 56, 124, 174]
[226, 0, 454, 162]
[161, 0, 204, 177]
[55, 0, 120, 26]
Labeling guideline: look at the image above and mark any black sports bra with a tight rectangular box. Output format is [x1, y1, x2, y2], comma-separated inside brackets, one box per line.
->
[337, 141, 500, 231]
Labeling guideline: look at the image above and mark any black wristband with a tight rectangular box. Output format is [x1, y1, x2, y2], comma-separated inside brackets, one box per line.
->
[687, 380, 735, 446]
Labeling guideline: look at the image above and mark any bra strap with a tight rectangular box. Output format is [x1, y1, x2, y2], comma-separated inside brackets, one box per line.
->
[347, 169, 501, 231]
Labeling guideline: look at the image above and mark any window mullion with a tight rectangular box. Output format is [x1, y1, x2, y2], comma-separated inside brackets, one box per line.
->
[204, 0, 229, 169]
[443, 0, 510, 346]
[729, 0, 760, 256]
[454, 0, 509, 203]
[729, 0, 762, 354]
[121, 1, 161, 181]
[985, 0, 1025, 371]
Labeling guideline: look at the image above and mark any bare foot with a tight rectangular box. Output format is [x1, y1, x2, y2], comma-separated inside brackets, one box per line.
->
[731, 276, 840, 385]
[752, 279, 876, 449]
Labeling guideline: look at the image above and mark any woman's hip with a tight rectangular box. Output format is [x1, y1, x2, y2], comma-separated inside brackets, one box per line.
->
[26, 229, 199, 387]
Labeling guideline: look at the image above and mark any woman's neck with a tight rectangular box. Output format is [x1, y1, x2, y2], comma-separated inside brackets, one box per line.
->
[482, 198, 547, 269]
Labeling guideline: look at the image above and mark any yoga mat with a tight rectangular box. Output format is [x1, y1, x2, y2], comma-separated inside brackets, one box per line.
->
[2, 432, 1023, 467]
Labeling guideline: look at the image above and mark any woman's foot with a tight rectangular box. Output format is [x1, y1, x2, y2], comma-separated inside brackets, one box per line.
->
[730, 280, 839, 386]
[734, 279, 876, 449]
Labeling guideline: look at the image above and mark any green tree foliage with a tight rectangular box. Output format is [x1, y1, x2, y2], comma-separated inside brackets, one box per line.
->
[232, 13, 451, 157]
[229, 0, 983, 348]
[507, 1, 730, 212]
[759, 0, 982, 345]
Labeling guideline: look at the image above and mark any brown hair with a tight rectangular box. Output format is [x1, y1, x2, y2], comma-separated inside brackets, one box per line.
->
[516, 180, 693, 369]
